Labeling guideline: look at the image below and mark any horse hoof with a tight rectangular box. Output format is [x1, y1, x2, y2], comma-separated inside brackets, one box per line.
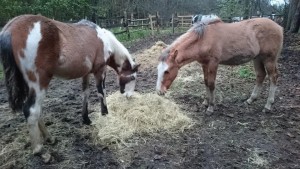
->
[205, 110, 213, 116]
[83, 118, 92, 125]
[41, 153, 52, 163]
[33, 144, 43, 155]
[245, 100, 251, 105]
[202, 100, 208, 107]
[262, 108, 271, 113]
[46, 137, 57, 145]
[101, 109, 108, 116]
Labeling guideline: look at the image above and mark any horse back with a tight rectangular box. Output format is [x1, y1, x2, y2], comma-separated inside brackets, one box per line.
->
[206, 18, 283, 65]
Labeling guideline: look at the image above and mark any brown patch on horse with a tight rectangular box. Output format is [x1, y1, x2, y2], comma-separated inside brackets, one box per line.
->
[36, 18, 60, 88]
[26, 71, 37, 82]
[106, 54, 120, 73]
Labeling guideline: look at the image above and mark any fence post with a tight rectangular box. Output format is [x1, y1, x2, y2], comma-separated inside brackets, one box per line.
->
[172, 14, 174, 34]
[156, 11, 160, 34]
[124, 11, 130, 39]
[131, 13, 134, 25]
[149, 14, 154, 36]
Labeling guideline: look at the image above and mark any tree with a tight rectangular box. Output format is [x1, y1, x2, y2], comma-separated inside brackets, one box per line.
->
[288, 0, 300, 32]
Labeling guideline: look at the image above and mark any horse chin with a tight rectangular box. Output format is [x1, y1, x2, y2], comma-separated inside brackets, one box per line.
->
[157, 87, 167, 95]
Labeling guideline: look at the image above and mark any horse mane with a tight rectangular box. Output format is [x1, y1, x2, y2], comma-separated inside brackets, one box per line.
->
[75, 19, 98, 29]
[76, 19, 135, 67]
[160, 29, 196, 61]
[189, 14, 222, 37]
[102, 28, 135, 66]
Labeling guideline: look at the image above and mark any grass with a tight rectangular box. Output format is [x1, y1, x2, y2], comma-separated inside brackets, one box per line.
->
[110, 27, 188, 43]
[238, 66, 255, 79]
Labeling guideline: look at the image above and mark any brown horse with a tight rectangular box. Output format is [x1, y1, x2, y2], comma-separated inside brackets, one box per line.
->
[0, 14, 140, 161]
[156, 15, 283, 115]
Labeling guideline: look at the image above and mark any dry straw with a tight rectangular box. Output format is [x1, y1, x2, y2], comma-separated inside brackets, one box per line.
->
[93, 92, 193, 146]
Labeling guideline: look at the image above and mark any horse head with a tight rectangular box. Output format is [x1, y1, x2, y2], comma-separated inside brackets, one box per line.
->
[103, 29, 140, 97]
[118, 58, 140, 97]
[156, 48, 180, 95]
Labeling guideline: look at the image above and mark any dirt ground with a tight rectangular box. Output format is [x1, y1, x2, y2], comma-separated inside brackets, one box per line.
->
[0, 32, 299, 169]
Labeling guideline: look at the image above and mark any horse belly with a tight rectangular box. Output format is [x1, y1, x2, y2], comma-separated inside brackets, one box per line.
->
[54, 55, 93, 79]
[220, 55, 254, 65]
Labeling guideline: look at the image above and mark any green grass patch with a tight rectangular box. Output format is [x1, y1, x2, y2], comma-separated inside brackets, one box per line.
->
[237, 65, 255, 79]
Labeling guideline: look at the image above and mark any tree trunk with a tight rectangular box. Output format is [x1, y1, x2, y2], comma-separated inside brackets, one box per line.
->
[289, 0, 300, 33]
[286, 0, 299, 30]
[282, 0, 289, 28]
[243, 0, 250, 19]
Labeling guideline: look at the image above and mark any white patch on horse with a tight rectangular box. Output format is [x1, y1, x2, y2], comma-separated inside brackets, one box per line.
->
[124, 73, 137, 97]
[156, 61, 169, 91]
[84, 57, 92, 70]
[96, 27, 135, 71]
[95, 27, 112, 62]
[21, 22, 42, 72]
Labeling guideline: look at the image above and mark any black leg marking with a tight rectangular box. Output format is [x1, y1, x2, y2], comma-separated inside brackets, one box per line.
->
[82, 76, 91, 125]
[97, 73, 108, 116]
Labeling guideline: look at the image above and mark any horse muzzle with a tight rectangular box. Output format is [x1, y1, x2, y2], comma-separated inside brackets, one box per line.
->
[156, 87, 167, 96]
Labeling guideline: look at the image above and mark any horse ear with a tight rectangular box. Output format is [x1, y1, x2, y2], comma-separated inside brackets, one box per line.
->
[133, 64, 141, 72]
[171, 50, 178, 60]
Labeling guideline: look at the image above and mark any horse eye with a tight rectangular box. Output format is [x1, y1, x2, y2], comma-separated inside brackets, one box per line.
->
[164, 71, 169, 74]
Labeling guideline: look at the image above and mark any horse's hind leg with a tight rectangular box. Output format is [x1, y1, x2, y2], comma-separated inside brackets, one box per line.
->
[82, 75, 91, 125]
[24, 73, 52, 162]
[246, 59, 266, 104]
[23, 88, 46, 154]
[263, 60, 278, 112]
[38, 118, 55, 144]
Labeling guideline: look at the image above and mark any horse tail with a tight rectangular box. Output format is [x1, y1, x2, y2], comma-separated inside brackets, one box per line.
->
[0, 32, 28, 112]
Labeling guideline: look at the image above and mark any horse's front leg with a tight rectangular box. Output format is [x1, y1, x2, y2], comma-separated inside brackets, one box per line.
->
[82, 75, 91, 125]
[94, 70, 108, 116]
[202, 63, 218, 115]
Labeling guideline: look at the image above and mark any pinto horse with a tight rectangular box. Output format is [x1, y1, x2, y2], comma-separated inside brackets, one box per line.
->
[0, 14, 139, 161]
[157, 16, 283, 114]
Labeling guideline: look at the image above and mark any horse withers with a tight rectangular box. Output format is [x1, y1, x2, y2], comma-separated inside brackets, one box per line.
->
[0, 14, 140, 162]
[157, 15, 283, 115]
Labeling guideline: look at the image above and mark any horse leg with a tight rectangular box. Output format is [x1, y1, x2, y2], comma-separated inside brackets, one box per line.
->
[201, 64, 209, 106]
[81, 75, 91, 125]
[94, 70, 108, 115]
[202, 63, 218, 115]
[38, 118, 55, 145]
[23, 71, 52, 162]
[23, 87, 51, 161]
[263, 60, 278, 112]
[246, 59, 266, 104]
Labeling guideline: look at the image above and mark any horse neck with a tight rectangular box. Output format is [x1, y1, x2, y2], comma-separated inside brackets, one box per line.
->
[108, 34, 134, 69]
[174, 39, 202, 68]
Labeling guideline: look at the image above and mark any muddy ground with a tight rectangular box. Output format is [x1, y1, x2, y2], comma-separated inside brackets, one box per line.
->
[0, 33, 299, 169]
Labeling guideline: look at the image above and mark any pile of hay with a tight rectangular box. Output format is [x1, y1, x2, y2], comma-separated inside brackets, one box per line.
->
[134, 41, 167, 69]
[93, 92, 193, 146]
